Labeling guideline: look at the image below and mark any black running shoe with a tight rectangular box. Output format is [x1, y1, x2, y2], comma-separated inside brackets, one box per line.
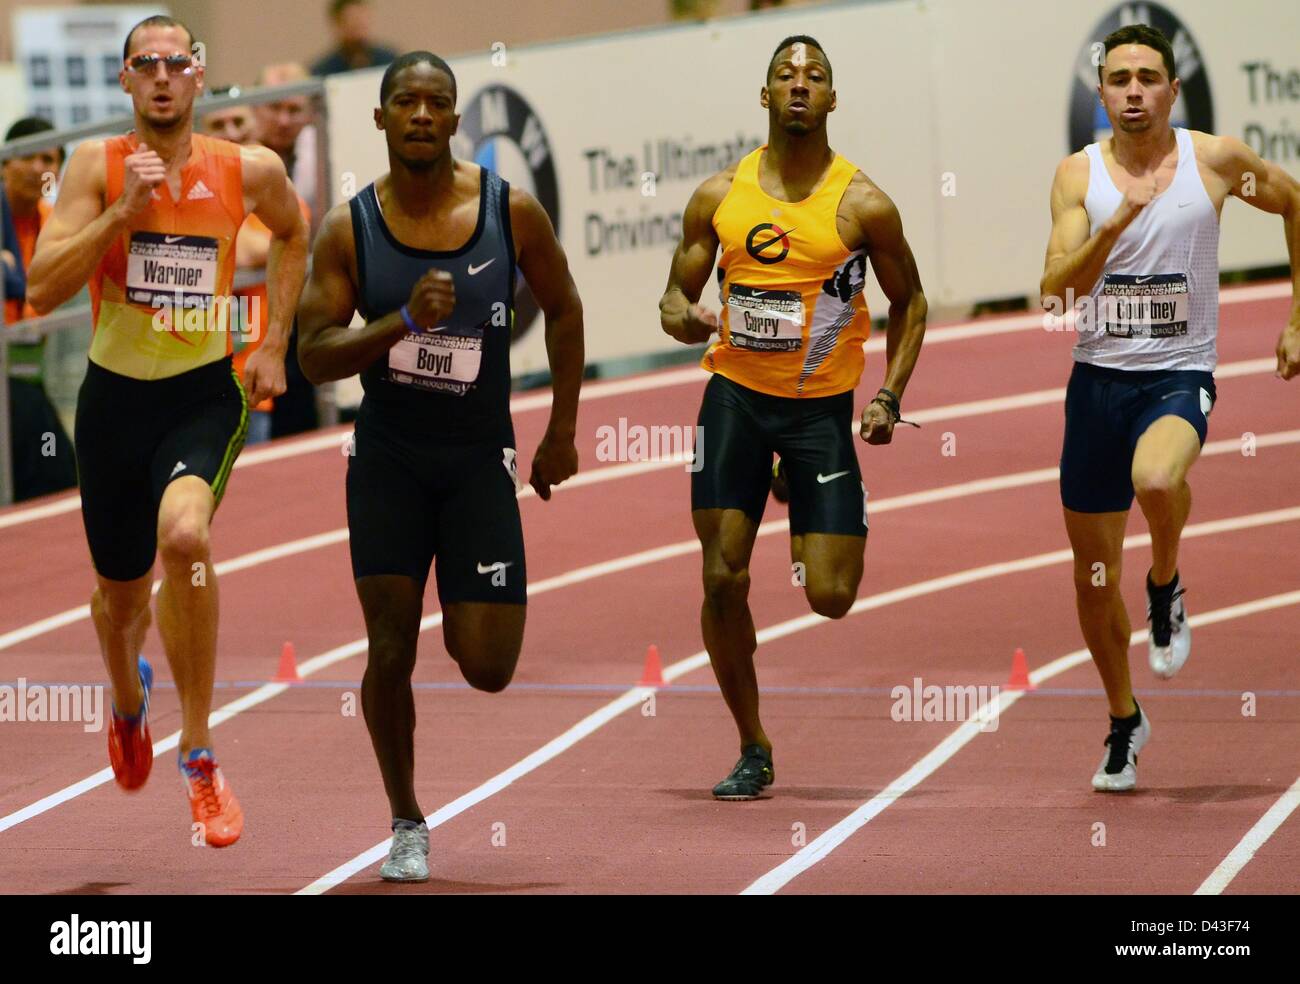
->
[712, 744, 774, 800]
[770, 458, 790, 504]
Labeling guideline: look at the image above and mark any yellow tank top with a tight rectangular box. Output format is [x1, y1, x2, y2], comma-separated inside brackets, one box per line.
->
[89, 133, 244, 380]
[703, 146, 870, 398]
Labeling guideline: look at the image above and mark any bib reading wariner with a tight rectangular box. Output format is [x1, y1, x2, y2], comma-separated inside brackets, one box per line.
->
[89, 133, 244, 381]
[1076, 128, 1220, 372]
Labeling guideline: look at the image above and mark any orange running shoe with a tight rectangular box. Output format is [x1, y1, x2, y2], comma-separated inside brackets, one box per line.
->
[181, 751, 244, 848]
[107, 656, 154, 791]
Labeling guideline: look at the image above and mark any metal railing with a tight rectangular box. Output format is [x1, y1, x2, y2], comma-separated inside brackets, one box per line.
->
[1, 77, 335, 506]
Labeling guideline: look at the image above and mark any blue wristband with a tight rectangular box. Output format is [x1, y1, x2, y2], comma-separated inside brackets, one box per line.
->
[400, 304, 421, 333]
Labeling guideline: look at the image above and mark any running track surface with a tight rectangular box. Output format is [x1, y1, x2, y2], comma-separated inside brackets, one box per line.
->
[1, 283, 1297, 895]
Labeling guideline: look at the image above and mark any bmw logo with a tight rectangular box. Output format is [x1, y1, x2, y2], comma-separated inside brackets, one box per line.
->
[453, 85, 560, 344]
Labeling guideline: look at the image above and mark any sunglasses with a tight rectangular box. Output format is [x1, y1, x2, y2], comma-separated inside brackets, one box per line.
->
[125, 52, 196, 76]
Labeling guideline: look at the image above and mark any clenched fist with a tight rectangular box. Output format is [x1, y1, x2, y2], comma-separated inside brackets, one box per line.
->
[406, 268, 455, 330]
[117, 144, 166, 218]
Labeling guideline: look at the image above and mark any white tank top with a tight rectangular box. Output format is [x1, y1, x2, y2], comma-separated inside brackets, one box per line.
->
[1073, 127, 1219, 372]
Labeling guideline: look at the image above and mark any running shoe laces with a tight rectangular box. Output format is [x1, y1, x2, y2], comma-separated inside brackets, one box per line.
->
[1102, 718, 1139, 775]
[390, 826, 428, 863]
[1147, 585, 1186, 648]
[185, 758, 222, 818]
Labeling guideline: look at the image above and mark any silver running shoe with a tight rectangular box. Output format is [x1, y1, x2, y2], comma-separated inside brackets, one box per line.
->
[1147, 577, 1190, 680]
[380, 822, 430, 882]
[1092, 707, 1152, 792]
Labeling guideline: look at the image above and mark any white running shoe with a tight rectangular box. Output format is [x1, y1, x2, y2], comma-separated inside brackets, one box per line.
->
[380, 821, 430, 882]
[1092, 706, 1151, 792]
[1147, 574, 1190, 680]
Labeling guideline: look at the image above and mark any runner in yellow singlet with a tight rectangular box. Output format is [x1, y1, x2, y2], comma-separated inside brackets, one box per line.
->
[659, 35, 929, 799]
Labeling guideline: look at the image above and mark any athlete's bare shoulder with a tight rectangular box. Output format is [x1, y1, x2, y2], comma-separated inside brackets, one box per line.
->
[313, 199, 358, 278]
[1188, 130, 1251, 175]
[237, 142, 289, 191]
[699, 163, 738, 204]
[842, 170, 896, 217]
[60, 138, 109, 192]
[1050, 151, 1091, 203]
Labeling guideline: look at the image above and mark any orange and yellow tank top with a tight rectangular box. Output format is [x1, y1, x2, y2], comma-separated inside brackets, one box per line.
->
[89, 132, 244, 380]
[703, 146, 870, 398]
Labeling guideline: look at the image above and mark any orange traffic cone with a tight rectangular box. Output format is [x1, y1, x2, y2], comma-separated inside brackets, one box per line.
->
[1005, 647, 1035, 691]
[275, 640, 301, 683]
[639, 644, 665, 687]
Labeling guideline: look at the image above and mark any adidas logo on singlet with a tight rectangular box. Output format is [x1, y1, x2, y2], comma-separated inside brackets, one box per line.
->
[186, 180, 215, 201]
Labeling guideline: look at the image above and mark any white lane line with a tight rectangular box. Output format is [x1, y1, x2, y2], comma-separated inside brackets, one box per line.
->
[742, 588, 1300, 895]
[0, 530, 350, 652]
[295, 505, 1300, 895]
[3, 453, 1296, 843]
[4, 347, 1282, 534]
[1194, 774, 1300, 895]
[9, 423, 1297, 658]
[4, 279, 1288, 531]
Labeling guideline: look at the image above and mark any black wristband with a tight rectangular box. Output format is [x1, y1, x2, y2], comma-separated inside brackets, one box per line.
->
[871, 388, 920, 429]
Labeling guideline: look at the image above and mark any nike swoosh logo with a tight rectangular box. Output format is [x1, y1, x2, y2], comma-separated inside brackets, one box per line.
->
[752, 228, 796, 253]
[817, 470, 851, 484]
[476, 561, 514, 574]
[1134, 275, 1154, 283]
[164, 235, 184, 243]
[1178, 201, 1193, 208]
[468, 258, 496, 276]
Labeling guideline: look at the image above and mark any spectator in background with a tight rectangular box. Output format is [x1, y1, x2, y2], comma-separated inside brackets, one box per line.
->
[2, 176, 23, 308]
[310, 0, 398, 77]
[252, 65, 321, 438]
[254, 63, 317, 214]
[201, 87, 312, 444]
[3, 117, 77, 500]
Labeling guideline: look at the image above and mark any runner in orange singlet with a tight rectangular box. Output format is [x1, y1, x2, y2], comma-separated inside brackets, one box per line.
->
[26, 15, 308, 846]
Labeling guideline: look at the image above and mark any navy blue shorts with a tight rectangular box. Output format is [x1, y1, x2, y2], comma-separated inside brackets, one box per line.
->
[1060, 361, 1216, 514]
[691, 373, 867, 536]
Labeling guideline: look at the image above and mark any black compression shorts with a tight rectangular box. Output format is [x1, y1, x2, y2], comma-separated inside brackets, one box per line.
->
[691, 372, 868, 536]
[345, 413, 527, 605]
[74, 356, 248, 582]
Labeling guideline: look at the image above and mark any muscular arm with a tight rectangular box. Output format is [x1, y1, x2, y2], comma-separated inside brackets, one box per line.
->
[242, 147, 308, 356]
[851, 175, 927, 401]
[511, 187, 584, 442]
[1040, 153, 1137, 308]
[26, 141, 122, 315]
[296, 204, 406, 383]
[659, 171, 730, 344]
[1206, 134, 1300, 376]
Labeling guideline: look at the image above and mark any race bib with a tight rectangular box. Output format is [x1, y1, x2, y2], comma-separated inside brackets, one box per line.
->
[387, 324, 484, 396]
[126, 232, 218, 309]
[1100, 273, 1189, 339]
[726, 284, 804, 352]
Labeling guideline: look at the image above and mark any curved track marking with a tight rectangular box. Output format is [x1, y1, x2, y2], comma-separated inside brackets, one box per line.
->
[1, 278, 1287, 531]
[743, 588, 1300, 895]
[294, 505, 1300, 894]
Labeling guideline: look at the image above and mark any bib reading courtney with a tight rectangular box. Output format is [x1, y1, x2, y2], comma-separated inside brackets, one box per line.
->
[1100, 273, 1190, 339]
[726, 284, 805, 352]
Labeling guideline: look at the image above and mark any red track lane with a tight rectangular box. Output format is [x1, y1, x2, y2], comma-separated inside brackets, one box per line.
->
[0, 286, 1295, 894]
